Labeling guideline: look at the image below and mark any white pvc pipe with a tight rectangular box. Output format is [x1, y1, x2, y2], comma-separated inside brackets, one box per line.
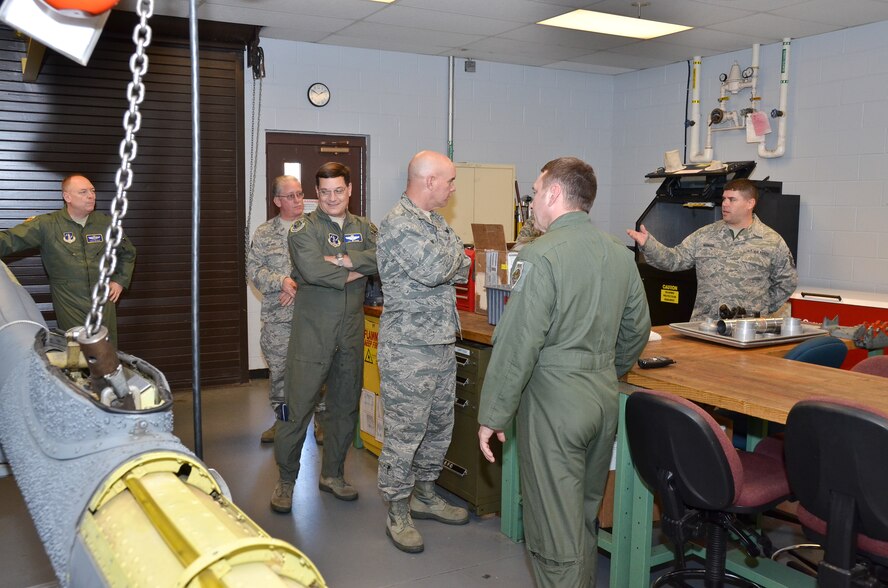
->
[750, 43, 760, 111]
[758, 38, 791, 159]
[688, 56, 712, 162]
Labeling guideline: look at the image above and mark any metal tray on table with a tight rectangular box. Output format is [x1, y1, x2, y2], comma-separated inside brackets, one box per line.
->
[669, 321, 828, 348]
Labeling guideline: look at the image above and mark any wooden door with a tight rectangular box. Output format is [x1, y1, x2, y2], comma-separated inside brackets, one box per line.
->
[265, 132, 367, 220]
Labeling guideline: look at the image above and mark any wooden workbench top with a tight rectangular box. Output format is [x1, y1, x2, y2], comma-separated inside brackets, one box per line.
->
[364, 306, 494, 346]
[625, 326, 888, 423]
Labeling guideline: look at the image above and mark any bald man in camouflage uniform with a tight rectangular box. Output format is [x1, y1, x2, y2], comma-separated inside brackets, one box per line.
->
[628, 178, 797, 321]
[377, 151, 472, 553]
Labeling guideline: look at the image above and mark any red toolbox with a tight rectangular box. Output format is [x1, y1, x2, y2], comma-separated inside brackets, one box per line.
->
[790, 288, 888, 369]
[456, 247, 475, 312]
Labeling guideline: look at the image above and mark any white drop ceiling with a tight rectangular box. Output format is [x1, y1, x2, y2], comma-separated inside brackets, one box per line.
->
[120, 0, 888, 73]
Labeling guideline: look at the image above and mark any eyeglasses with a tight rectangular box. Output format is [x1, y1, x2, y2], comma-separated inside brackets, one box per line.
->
[69, 188, 96, 196]
[278, 191, 304, 200]
[318, 187, 347, 197]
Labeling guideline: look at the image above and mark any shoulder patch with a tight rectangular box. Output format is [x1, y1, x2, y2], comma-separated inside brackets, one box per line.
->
[511, 260, 532, 292]
[24, 216, 36, 223]
[291, 218, 306, 233]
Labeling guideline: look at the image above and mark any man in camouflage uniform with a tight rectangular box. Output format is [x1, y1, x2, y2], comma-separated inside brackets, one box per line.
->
[512, 214, 541, 252]
[247, 175, 326, 445]
[479, 157, 650, 587]
[271, 162, 377, 514]
[0, 174, 136, 347]
[376, 150, 472, 553]
[627, 178, 797, 321]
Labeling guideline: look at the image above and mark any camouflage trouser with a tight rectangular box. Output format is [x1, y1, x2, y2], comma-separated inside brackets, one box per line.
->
[377, 341, 456, 502]
[259, 320, 290, 407]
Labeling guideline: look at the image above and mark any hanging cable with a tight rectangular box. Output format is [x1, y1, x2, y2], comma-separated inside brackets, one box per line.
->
[245, 32, 265, 279]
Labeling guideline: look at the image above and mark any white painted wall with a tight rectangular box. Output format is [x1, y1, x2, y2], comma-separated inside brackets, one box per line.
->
[247, 22, 888, 368]
[245, 39, 615, 369]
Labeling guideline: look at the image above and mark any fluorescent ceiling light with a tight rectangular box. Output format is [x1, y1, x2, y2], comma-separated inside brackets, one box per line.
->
[369, 0, 395, 3]
[538, 9, 691, 40]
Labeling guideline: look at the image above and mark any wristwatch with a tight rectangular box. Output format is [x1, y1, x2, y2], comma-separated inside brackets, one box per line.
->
[336, 253, 344, 267]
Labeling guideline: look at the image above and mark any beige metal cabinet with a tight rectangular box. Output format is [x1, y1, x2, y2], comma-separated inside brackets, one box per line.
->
[441, 163, 516, 244]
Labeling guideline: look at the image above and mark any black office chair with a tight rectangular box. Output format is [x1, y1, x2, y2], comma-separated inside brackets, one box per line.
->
[784, 399, 888, 588]
[626, 390, 791, 588]
[784, 336, 848, 368]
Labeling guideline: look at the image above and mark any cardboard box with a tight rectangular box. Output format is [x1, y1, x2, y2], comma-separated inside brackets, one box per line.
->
[597, 469, 662, 529]
[471, 224, 509, 315]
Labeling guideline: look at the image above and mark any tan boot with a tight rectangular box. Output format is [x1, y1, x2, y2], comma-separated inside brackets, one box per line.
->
[410, 480, 469, 525]
[319, 476, 358, 501]
[313, 416, 324, 446]
[270, 479, 295, 513]
[260, 421, 276, 444]
[386, 499, 424, 553]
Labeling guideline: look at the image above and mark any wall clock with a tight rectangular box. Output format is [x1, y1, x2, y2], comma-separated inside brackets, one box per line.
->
[307, 82, 330, 107]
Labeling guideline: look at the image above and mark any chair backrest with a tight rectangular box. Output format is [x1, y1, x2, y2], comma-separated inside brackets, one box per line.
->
[784, 336, 848, 368]
[851, 355, 888, 378]
[625, 390, 742, 512]
[785, 399, 888, 543]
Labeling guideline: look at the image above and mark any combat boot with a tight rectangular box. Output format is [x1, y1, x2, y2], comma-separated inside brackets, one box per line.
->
[313, 416, 324, 446]
[410, 480, 469, 525]
[260, 421, 276, 444]
[270, 479, 295, 513]
[386, 499, 424, 553]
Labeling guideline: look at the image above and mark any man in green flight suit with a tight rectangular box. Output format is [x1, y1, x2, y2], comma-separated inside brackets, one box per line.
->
[478, 157, 650, 587]
[271, 162, 378, 514]
[0, 174, 136, 347]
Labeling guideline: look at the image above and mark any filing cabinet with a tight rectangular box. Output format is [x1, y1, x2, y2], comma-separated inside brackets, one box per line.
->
[437, 339, 502, 515]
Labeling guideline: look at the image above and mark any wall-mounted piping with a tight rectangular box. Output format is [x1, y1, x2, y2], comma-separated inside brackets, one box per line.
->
[687, 56, 712, 163]
[447, 55, 454, 160]
[758, 38, 791, 159]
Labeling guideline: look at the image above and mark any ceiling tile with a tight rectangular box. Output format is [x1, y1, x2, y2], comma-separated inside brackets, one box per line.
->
[364, 5, 522, 36]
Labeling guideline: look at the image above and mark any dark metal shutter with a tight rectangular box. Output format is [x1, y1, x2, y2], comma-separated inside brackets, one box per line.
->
[0, 13, 251, 388]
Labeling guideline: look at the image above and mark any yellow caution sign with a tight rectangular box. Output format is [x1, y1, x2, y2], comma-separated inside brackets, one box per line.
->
[660, 284, 679, 305]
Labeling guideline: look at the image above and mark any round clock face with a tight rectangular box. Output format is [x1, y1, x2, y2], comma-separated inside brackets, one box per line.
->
[307, 82, 330, 107]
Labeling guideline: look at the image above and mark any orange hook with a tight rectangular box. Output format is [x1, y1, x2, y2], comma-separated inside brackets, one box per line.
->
[43, 0, 120, 15]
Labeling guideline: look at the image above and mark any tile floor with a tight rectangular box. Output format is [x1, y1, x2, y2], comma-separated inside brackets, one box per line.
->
[0, 379, 810, 587]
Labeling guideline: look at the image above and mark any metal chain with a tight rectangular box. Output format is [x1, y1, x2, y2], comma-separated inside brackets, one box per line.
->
[244, 75, 262, 279]
[83, 0, 154, 339]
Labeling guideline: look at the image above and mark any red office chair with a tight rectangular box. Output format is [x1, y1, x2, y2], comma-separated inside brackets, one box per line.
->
[626, 390, 791, 588]
[850, 355, 888, 378]
[784, 399, 888, 588]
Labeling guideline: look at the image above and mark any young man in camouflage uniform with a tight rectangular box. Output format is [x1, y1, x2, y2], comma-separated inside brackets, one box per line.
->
[479, 157, 650, 587]
[376, 150, 472, 553]
[247, 175, 326, 445]
[0, 174, 136, 347]
[270, 162, 377, 514]
[627, 178, 798, 321]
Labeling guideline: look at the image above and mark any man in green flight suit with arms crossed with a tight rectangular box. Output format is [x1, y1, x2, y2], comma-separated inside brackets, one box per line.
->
[478, 157, 650, 587]
[0, 174, 136, 347]
[270, 162, 378, 514]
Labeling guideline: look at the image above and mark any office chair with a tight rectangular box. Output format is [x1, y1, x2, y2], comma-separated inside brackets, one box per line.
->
[784, 399, 888, 588]
[626, 390, 791, 588]
[784, 336, 848, 368]
[850, 355, 888, 377]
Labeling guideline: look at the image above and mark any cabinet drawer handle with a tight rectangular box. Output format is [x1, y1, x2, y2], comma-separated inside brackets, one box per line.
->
[443, 459, 467, 477]
[455, 355, 470, 366]
[454, 397, 469, 409]
[456, 376, 470, 387]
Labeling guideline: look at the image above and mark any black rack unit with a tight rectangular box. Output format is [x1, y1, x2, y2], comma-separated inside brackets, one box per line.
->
[634, 161, 799, 326]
